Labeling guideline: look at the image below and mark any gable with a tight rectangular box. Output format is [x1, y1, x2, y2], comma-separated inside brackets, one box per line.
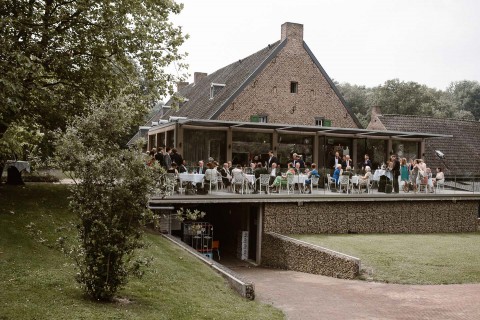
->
[216, 38, 361, 128]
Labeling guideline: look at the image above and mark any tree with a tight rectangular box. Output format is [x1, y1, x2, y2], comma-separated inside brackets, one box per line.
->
[447, 80, 480, 120]
[55, 93, 160, 301]
[0, 0, 187, 155]
[370, 79, 439, 116]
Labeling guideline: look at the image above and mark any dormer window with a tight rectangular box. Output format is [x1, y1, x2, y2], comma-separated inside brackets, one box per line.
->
[315, 117, 332, 127]
[290, 81, 298, 93]
[250, 115, 268, 123]
[210, 83, 226, 99]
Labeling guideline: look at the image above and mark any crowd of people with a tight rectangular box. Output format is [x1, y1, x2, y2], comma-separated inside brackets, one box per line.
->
[146, 146, 445, 195]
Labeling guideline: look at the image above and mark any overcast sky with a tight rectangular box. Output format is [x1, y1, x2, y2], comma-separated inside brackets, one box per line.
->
[170, 0, 480, 91]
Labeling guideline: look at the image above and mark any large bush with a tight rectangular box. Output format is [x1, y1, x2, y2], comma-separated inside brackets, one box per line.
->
[55, 94, 159, 301]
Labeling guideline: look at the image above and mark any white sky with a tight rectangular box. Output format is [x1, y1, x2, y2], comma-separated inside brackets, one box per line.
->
[169, 0, 480, 91]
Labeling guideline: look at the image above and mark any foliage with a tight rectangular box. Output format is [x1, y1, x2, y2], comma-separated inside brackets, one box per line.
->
[0, 184, 284, 319]
[337, 79, 480, 126]
[0, 0, 188, 155]
[447, 80, 480, 120]
[175, 208, 206, 222]
[55, 93, 161, 301]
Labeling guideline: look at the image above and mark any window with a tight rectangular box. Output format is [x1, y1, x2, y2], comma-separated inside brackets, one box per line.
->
[210, 83, 226, 99]
[315, 117, 332, 127]
[250, 115, 268, 123]
[290, 81, 298, 93]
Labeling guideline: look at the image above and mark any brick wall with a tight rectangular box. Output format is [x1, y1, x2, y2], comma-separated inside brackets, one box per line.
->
[263, 201, 478, 234]
[218, 36, 358, 128]
[262, 232, 360, 279]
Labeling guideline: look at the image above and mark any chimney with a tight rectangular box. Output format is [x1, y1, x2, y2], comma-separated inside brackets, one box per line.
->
[176, 81, 188, 91]
[366, 106, 386, 130]
[194, 72, 208, 84]
[371, 106, 382, 119]
[281, 22, 304, 41]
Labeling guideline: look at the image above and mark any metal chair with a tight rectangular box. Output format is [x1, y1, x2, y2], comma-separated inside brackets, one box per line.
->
[436, 179, 445, 193]
[257, 174, 271, 194]
[232, 172, 247, 194]
[326, 174, 336, 192]
[286, 174, 296, 194]
[310, 176, 320, 191]
[339, 175, 350, 193]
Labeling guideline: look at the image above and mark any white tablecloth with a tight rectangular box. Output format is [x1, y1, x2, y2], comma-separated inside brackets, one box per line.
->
[245, 174, 255, 184]
[178, 173, 204, 184]
[373, 169, 392, 181]
[6, 161, 31, 173]
[292, 175, 308, 185]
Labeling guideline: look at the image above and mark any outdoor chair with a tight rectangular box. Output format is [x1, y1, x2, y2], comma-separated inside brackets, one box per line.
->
[257, 174, 270, 194]
[232, 172, 248, 194]
[212, 240, 220, 260]
[286, 174, 296, 194]
[436, 179, 445, 193]
[326, 174, 336, 192]
[358, 178, 371, 193]
[310, 176, 320, 191]
[339, 175, 350, 193]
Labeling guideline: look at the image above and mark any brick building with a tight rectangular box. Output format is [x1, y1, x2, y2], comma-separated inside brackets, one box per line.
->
[141, 22, 445, 169]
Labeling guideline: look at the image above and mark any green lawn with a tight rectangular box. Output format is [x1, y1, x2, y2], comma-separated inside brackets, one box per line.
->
[291, 233, 480, 284]
[0, 184, 284, 319]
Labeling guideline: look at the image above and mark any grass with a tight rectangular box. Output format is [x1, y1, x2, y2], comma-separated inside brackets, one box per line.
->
[291, 233, 480, 284]
[0, 183, 284, 319]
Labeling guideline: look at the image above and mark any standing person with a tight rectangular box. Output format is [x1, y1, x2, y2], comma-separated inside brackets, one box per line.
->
[400, 158, 410, 191]
[267, 150, 278, 169]
[362, 154, 372, 171]
[155, 147, 165, 167]
[329, 151, 342, 172]
[163, 147, 172, 170]
[391, 155, 400, 193]
[342, 155, 352, 169]
[170, 148, 183, 166]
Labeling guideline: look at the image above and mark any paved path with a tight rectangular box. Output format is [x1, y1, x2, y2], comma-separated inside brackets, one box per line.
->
[233, 266, 480, 320]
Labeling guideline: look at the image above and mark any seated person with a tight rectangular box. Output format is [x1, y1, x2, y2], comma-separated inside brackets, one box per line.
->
[433, 167, 444, 185]
[332, 164, 342, 187]
[358, 166, 372, 191]
[220, 163, 232, 192]
[253, 162, 268, 193]
[231, 164, 247, 193]
[270, 163, 295, 192]
[204, 162, 218, 186]
[305, 163, 320, 193]
[166, 162, 179, 175]
[342, 166, 353, 178]
[269, 162, 282, 186]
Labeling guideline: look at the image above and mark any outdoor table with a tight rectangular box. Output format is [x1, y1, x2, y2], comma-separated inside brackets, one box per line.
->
[6, 160, 31, 173]
[373, 169, 392, 181]
[178, 173, 205, 184]
[292, 174, 308, 193]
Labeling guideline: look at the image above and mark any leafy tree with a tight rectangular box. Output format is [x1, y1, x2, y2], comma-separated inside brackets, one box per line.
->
[337, 83, 374, 127]
[55, 93, 161, 301]
[370, 79, 438, 116]
[447, 80, 480, 120]
[0, 0, 187, 160]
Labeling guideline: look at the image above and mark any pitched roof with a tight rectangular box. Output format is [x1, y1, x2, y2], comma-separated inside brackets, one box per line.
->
[378, 114, 480, 175]
[153, 40, 284, 121]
